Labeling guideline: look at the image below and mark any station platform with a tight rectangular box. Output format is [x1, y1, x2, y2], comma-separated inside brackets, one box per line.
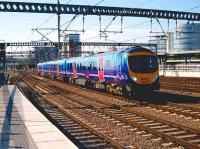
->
[0, 85, 78, 149]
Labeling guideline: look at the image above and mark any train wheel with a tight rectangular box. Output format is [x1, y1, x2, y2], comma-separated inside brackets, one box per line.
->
[85, 81, 89, 87]
[73, 79, 76, 84]
[63, 76, 67, 83]
[123, 83, 134, 98]
[122, 86, 130, 98]
[106, 84, 113, 94]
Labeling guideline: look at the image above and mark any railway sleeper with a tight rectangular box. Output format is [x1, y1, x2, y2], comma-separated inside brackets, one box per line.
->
[189, 139, 200, 143]
[84, 142, 109, 148]
[190, 111, 200, 114]
[137, 120, 155, 124]
[75, 135, 97, 140]
[133, 118, 148, 123]
[67, 129, 88, 133]
[176, 134, 198, 139]
[123, 116, 140, 120]
[71, 131, 91, 136]
[64, 126, 83, 130]
[166, 131, 186, 135]
[61, 124, 80, 128]
[60, 121, 75, 125]
[158, 128, 178, 132]
[144, 123, 162, 126]
[80, 139, 105, 144]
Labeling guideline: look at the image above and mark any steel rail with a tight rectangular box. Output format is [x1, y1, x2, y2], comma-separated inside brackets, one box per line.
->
[22, 76, 129, 149]
[27, 74, 200, 148]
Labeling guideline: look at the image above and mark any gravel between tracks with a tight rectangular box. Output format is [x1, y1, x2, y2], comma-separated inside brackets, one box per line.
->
[32, 75, 200, 132]
[129, 106, 200, 130]
[25, 74, 200, 148]
[68, 108, 178, 149]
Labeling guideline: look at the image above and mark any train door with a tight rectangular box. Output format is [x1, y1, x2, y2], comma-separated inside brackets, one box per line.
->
[73, 61, 77, 78]
[48, 64, 50, 74]
[117, 54, 122, 74]
[57, 63, 59, 75]
[98, 56, 104, 81]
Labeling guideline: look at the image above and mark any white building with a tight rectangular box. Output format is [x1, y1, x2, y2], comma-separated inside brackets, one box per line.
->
[174, 23, 200, 51]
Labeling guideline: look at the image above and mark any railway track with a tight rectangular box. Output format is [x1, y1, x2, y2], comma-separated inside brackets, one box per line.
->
[160, 77, 200, 96]
[29, 74, 200, 122]
[22, 74, 200, 148]
[22, 75, 175, 148]
[156, 103, 200, 119]
[18, 77, 123, 149]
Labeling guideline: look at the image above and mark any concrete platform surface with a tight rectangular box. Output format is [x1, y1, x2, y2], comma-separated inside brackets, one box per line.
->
[0, 85, 78, 149]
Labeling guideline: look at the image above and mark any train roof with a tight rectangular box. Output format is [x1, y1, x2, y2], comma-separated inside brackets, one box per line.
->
[81, 46, 152, 57]
[38, 46, 155, 65]
[126, 47, 155, 54]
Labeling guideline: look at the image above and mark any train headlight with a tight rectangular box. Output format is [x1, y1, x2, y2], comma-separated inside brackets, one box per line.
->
[153, 74, 158, 82]
[131, 76, 137, 82]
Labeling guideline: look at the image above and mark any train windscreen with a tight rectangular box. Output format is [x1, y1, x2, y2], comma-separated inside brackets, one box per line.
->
[128, 55, 158, 73]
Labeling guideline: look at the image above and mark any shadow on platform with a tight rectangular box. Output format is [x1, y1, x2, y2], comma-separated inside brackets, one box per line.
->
[0, 86, 16, 149]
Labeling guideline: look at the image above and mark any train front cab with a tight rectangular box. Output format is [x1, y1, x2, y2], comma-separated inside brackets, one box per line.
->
[127, 49, 160, 92]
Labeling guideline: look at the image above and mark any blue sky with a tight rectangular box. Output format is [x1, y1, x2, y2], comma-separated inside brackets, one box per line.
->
[0, 0, 200, 44]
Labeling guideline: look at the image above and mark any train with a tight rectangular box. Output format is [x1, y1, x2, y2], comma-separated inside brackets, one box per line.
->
[37, 46, 160, 95]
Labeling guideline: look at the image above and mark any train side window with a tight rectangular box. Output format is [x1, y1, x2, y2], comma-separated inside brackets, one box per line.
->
[82, 62, 86, 70]
[99, 66, 103, 71]
[58, 64, 60, 71]
[80, 63, 82, 70]
[93, 61, 97, 70]
[88, 62, 92, 70]
[69, 63, 72, 70]
[77, 63, 79, 70]
[105, 60, 111, 70]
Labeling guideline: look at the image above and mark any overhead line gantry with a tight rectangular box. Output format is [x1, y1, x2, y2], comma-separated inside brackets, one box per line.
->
[0, 1, 199, 21]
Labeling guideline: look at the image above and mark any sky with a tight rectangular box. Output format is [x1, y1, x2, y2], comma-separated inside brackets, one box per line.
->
[0, 0, 200, 46]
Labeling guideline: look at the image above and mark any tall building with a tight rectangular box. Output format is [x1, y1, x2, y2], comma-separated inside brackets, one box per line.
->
[148, 32, 174, 54]
[34, 47, 58, 63]
[64, 34, 81, 57]
[0, 50, 6, 71]
[174, 23, 200, 51]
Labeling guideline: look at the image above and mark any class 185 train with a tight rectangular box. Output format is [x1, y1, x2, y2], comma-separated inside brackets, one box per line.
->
[37, 46, 160, 95]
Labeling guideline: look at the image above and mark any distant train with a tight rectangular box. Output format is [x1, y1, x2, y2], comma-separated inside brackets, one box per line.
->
[37, 46, 160, 95]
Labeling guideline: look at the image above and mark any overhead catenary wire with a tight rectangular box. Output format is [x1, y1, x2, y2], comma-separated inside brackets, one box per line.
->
[35, 0, 154, 42]
[95, 0, 105, 6]
[36, 0, 72, 29]
[98, 0, 156, 39]
[38, 0, 106, 40]
[183, 5, 200, 11]
[121, 2, 200, 43]
[61, 0, 105, 36]
[135, 0, 156, 7]
[34, 1, 200, 43]
[33, 0, 73, 41]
